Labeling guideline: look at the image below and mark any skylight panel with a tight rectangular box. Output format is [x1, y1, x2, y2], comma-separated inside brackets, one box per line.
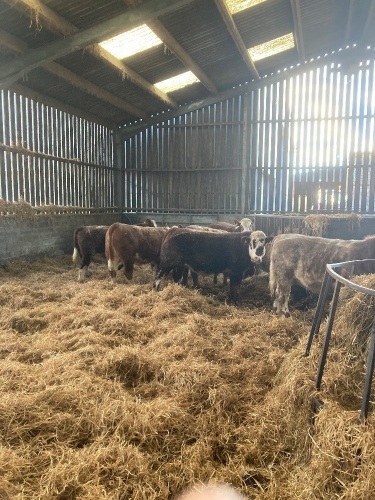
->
[99, 24, 162, 60]
[226, 0, 266, 15]
[248, 33, 295, 62]
[154, 71, 200, 93]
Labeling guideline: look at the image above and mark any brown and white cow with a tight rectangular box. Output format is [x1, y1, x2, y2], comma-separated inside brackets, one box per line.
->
[105, 223, 169, 282]
[72, 218, 157, 282]
[154, 228, 271, 304]
[269, 233, 375, 317]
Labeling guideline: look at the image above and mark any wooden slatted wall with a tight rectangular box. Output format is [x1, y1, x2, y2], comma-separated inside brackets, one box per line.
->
[124, 57, 375, 215]
[0, 89, 115, 211]
[124, 96, 244, 214]
[248, 58, 375, 214]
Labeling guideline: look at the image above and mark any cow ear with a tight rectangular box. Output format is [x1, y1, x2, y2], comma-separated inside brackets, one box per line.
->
[241, 235, 250, 245]
[265, 236, 274, 243]
[234, 219, 241, 225]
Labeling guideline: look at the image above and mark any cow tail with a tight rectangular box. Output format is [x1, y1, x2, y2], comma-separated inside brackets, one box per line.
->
[269, 261, 276, 299]
[106, 224, 115, 271]
[72, 228, 82, 264]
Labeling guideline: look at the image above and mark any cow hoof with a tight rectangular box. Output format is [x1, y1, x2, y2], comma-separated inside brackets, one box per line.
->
[153, 279, 162, 291]
[284, 311, 291, 318]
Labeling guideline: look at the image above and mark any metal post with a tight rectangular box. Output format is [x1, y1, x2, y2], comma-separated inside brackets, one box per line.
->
[305, 271, 334, 356]
[240, 95, 249, 217]
[360, 320, 375, 421]
[316, 280, 341, 390]
[113, 129, 125, 213]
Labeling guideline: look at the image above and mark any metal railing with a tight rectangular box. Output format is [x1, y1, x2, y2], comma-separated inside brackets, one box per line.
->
[305, 259, 375, 420]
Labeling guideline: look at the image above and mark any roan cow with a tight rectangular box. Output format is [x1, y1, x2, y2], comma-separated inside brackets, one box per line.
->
[72, 218, 157, 282]
[269, 233, 375, 317]
[154, 228, 272, 304]
[105, 223, 169, 282]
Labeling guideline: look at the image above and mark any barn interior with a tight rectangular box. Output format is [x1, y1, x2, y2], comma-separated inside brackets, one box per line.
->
[1, 0, 375, 499]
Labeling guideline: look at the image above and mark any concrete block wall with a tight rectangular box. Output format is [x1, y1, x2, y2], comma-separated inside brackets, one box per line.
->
[0, 213, 121, 265]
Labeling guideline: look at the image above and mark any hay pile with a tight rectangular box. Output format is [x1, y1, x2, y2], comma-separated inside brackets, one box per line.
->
[0, 199, 91, 219]
[303, 214, 361, 237]
[0, 259, 375, 499]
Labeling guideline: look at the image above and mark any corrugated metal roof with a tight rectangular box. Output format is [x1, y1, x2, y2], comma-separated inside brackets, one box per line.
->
[0, 0, 373, 127]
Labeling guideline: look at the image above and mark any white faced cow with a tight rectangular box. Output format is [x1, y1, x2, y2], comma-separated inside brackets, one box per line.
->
[209, 218, 254, 233]
[154, 228, 271, 304]
[270, 233, 375, 317]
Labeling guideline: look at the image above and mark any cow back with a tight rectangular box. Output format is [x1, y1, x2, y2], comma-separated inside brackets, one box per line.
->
[160, 229, 253, 276]
[271, 233, 375, 293]
[75, 225, 108, 256]
[209, 221, 241, 232]
[106, 223, 168, 263]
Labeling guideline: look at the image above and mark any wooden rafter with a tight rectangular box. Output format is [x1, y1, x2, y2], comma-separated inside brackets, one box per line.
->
[0, 0, 193, 90]
[0, 29, 147, 118]
[121, 46, 367, 136]
[345, 0, 355, 44]
[45, 62, 147, 118]
[290, 0, 305, 62]
[363, 0, 375, 43]
[122, 0, 217, 93]
[2, 0, 177, 108]
[147, 19, 218, 94]
[0, 29, 27, 54]
[213, 0, 259, 79]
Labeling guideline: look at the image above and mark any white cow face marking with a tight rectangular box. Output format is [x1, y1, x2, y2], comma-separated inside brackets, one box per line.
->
[242, 230, 272, 263]
[239, 217, 253, 232]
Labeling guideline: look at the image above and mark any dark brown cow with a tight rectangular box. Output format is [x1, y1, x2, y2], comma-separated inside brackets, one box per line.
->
[154, 228, 271, 304]
[209, 218, 254, 284]
[105, 223, 169, 282]
[72, 218, 157, 282]
[270, 233, 375, 317]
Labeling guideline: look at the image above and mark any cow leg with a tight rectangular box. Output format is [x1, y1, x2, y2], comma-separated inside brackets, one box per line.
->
[273, 283, 291, 317]
[213, 274, 218, 284]
[78, 266, 88, 282]
[228, 276, 242, 305]
[123, 259, 134, 281]
[78, 253, 92, 282]
[153, 262, 175, 291]
[190, 270, 199, 288]
[172, 265, 185, 283]
[108, 255, 121, 283]
[72, 247, 81, 266]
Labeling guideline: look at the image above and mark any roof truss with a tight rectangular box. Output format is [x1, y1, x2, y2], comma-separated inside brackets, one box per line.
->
[0, 28, 147, 118]
[214, 0, 260, 79]
[290, 0, 305, 61]
[0, 0, 194, 91]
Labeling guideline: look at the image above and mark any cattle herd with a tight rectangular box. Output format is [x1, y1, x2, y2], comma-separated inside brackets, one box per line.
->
[72, 218, 375, 315]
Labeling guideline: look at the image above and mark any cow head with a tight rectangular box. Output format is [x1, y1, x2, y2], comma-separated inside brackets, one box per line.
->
[144, 218, 157, 227]
[234, 217, 254, 232]
[242, 230, 273, 263]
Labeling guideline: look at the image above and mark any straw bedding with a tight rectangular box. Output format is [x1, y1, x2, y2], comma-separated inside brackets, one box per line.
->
[0, 257, 374, 499]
